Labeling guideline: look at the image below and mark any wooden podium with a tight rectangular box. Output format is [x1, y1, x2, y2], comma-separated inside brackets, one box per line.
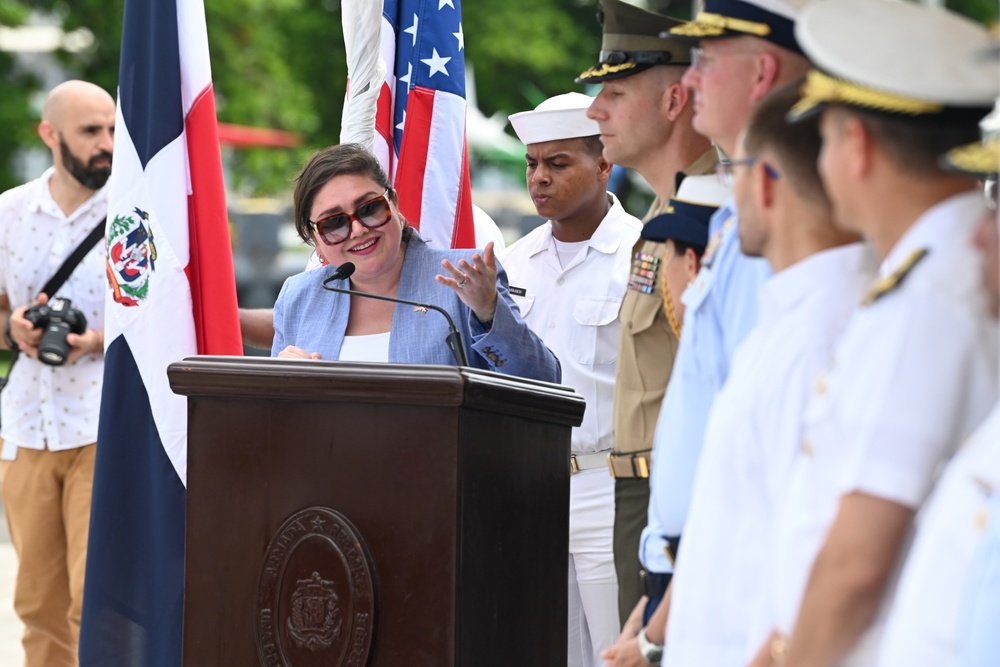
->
[168, 357, 585, 667]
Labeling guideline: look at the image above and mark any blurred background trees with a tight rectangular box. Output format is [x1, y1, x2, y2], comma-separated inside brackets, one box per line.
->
[0, 0, 603, 194]
[0, 0, 995, 195]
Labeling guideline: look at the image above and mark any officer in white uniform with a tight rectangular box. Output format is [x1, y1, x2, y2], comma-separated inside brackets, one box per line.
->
[502, 93, 642, 667]
[875, 139, 1000, 666]
[958, 491, 1000, 667]
[664, 83, 877, 667]
[757, 3, 999, 665]
[625, 0, 811, 661]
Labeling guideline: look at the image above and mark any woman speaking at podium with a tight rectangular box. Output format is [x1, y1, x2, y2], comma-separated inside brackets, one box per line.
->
[271, 143, 560, 383]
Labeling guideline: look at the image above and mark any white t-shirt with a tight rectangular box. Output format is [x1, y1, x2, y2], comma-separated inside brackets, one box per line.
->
[552, 238, 590, 270]
[337, 332, 391, 363]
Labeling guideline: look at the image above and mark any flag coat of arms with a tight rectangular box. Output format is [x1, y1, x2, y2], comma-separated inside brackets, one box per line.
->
[80, 0, 241, 661]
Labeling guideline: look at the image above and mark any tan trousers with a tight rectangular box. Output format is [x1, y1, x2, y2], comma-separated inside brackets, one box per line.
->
[0, 443, 96, 667]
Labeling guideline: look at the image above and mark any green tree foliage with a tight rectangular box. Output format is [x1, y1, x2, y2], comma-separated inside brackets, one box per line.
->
[0, 0, 334, 194]
[0, 0, 123, 192]
[949, 0, 998, 24]
[0, 0, 995, 195]
[463, 1, 601, 116]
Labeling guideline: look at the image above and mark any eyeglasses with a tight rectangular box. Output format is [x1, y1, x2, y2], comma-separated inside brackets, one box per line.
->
[985, 178, 998, 212]
[690, 47, 708, 72]
[310, 190, 393, 245]
[690, 46, 764, 73]
[715, 158, 781, 188]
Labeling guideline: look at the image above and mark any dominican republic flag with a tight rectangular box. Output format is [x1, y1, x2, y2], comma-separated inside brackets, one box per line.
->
[79, 0, 242, 662]
[375, 0, 476, 248]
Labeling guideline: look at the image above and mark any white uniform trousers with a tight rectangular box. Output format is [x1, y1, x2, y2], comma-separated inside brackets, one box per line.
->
[568, 466, 619, 667]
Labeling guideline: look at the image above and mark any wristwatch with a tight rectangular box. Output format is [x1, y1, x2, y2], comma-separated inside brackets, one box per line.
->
[637, 626, 663, 665]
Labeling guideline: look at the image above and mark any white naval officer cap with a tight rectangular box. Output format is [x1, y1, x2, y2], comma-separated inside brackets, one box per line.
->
[941, 137, 999, 178]
[508, 93, 600, 146]
[788, 0, 999, 122]
[674, 174, 731, 208]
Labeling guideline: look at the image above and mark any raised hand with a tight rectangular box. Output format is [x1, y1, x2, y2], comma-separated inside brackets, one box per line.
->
[435, 241, 498, 324]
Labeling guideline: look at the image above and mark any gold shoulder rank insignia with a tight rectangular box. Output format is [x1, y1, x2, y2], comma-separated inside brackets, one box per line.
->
[861, 248, 929, 306]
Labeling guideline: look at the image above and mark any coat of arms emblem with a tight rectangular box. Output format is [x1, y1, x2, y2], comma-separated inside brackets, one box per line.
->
[106, 207, 157, 307]
[286, 571, 342, 651]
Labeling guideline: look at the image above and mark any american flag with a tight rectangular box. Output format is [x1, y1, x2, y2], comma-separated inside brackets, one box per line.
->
[376, 0, 476, 249]
[79, 0, 241, 661]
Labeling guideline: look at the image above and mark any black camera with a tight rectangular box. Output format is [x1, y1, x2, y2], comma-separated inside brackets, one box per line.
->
[23, 297, 88, 366]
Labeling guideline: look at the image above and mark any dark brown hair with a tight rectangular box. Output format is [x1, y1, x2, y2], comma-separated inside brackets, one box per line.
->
[292, 143, 398, 244]
[744, 80, 831, 210]
[847, 107, 984, 178]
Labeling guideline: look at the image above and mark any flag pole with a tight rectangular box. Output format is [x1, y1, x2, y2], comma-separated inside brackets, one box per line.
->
[341, 0, 387, 155]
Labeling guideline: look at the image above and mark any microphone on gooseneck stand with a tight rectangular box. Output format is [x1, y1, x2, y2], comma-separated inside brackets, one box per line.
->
[322, 262, 470, 367]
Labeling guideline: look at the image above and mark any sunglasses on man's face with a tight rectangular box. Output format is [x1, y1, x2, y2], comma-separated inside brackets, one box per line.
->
[311, 190, 392, 245]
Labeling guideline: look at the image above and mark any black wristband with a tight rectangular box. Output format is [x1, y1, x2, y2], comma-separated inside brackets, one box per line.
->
[3, 315, 15, 349]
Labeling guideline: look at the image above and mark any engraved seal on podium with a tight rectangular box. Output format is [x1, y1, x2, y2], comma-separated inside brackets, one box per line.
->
[287, 571, 342, 650]
[257, 507, 376, 666]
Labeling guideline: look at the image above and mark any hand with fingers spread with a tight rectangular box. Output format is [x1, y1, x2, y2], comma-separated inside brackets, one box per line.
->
[435, 241, 499, 324]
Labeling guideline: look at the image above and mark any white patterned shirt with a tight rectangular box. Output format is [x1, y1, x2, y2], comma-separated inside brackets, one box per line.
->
[0, 168, 106, 456]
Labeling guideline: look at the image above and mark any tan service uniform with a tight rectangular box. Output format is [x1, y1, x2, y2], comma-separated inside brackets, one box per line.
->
[610, 149, 716, 620]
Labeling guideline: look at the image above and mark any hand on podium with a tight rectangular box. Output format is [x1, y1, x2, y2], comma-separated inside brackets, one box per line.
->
[277, 345, 322, 360]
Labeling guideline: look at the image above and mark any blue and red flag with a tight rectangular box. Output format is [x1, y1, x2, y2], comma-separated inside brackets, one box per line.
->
[375, 0, 476, 249]
[79, 0, 241, 662]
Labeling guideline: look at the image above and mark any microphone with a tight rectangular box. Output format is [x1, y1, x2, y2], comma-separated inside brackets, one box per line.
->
[322, 262, 470, 367]
[328, 263, 354, 281]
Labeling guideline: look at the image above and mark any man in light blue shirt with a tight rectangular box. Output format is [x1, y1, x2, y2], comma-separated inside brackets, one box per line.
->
[638, 195, 768, 573]
[609, 0, 813, 660]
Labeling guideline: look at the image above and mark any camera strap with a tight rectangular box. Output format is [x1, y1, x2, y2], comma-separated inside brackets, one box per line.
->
[2, 217, 106, 385]
[39, 219, 107, 300]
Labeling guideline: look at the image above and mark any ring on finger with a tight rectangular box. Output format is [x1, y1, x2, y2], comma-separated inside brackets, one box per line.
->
[457, 278, 468, 288]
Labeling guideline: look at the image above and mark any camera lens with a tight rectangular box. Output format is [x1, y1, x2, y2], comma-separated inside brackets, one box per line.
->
[34, 298, 86, 367]
[38, 322, 73, 366]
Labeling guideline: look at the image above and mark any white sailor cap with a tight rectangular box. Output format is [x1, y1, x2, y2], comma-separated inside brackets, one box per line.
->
[789, 0, 999, 122]
[508, 93, 600, 146]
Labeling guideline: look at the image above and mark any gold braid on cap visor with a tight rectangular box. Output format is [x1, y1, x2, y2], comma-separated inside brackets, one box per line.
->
[943, 139, 1000, 176]
[669, 12, 771, 38]
[578, 61, 638, 80]
[792, 69, 943, 117]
